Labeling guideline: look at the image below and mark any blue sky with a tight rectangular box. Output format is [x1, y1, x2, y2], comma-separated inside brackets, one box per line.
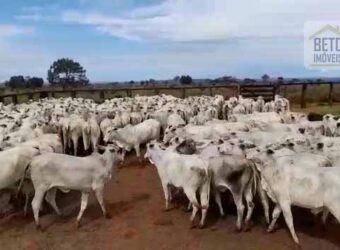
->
[0, 0, 339, 82]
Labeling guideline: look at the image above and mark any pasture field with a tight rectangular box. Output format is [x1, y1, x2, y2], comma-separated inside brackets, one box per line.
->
[0, 153, 339, 250]
[292, 103, 340, 115]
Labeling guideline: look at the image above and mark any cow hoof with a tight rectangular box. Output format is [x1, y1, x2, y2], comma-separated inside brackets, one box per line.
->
[105, 213, 112, 219]
[76, 221, 81, 229]
[243, 224, 250, 232]
[292, 243, 302, 250]
[198, 224, 205, 229]
[36, 224, 43, 232]
[190, 222, 197, 229]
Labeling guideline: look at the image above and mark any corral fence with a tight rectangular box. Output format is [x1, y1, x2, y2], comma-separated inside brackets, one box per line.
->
[0, 81, 338, 108]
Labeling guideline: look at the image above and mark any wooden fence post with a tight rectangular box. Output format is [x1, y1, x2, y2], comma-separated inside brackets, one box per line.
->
[182, 88, 186, 98]
[301, 83, 307, 109]
[100, 90, 105, 100]
[273, 85, 277, 100]
[283, 85, 287, 98]
[12, 95, 18, 104]
[209, 87, 213, 96]
[329, 82, 334, 106]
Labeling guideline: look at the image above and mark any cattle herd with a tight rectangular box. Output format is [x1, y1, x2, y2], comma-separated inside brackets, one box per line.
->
[0, 93, 340, 245]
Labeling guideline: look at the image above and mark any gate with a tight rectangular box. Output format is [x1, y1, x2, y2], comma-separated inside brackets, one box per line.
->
[239, 84, 277, 101]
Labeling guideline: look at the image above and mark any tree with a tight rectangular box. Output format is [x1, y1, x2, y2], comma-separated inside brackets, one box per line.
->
[180, 75, 193, 85]
[6, 75, 26, 88]
[47, 58, 89, 87]
[173, 76, 180, 83]
[277, 77, 284, 84]
[5, 76, 44, 89]
[28, 77, 44, 88]
[262, 74, 270, 83]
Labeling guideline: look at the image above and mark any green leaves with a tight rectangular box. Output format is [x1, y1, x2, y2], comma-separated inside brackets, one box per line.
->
[47, 58, 89, 86]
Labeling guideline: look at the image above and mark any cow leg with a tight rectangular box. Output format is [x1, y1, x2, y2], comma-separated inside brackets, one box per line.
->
[258, 185, 270, 224]
[73, 136, 78, 156]
[231, 192, 245, 231]
[267, 205, 282, 232]
[280, 202, 299, 244]
[325, 202, 340, 224]
[187, 202, 192, 211]
[134, 144, 141, 159]
[321, 209, 329, 224]
[24, 193, 29, 217]
[45, 188, 61, 216]
[31, 188, 46, 228]
[161, 182, 170, 211]
[76, 192, 89, 228]
[214, 189, 224, 217]
[92, 137, 98, 152]
[199, 183, 210, 228]
[62, 130, 68, 153]
[94, 187, 110, 218]
[244, 187, 255, 230]
[183, 188, 199, 227]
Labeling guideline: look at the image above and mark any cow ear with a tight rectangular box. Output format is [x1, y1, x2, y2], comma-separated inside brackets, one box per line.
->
[266, 149, 274, 155]
[218, 139, 224, 144]
[239, 144, 246, 150]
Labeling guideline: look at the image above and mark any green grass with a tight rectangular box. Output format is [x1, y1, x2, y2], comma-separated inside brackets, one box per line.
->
[292, 103, 340, 115]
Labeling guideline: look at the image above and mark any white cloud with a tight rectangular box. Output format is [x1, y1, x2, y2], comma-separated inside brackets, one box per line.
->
[60, 0, 340, 42]
[0, 24, 34, 37]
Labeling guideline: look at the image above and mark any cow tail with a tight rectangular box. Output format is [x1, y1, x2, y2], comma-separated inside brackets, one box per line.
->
[248, 159, 259, 198]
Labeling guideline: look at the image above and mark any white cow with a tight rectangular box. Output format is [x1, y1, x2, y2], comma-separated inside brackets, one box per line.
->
[29, 145, 123, 228]
[104, 119, 160, 157]
[144, 142, 211, 228]
[254, 149, 340, 244]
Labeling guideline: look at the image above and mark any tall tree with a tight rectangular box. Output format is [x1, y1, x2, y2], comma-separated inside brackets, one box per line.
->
[262, 74, 270, 83]
[28, 77, 44, 88]
[6, 75, 26, 88]
[277, 77, 284, 84]
[47, 58, 89, 86]
[180, 75, 193, 85]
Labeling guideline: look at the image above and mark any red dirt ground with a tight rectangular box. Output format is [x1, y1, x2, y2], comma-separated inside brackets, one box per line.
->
[0, 153, 340, 250]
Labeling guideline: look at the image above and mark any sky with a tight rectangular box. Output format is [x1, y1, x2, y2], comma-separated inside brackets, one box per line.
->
[0, 0, 339, 82]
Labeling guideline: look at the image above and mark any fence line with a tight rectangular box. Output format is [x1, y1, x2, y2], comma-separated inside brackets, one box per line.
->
[0, 81, 338, 108]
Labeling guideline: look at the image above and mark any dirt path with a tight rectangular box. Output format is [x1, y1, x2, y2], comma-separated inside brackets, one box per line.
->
[0, 155, 340, 250]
